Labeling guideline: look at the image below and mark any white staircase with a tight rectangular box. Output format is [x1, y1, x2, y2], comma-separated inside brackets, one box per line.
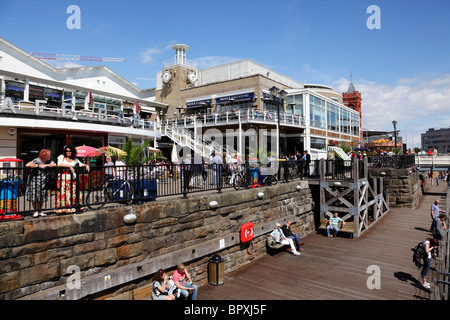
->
[155, 122, 238, 159]
[326, 146, 351, 161]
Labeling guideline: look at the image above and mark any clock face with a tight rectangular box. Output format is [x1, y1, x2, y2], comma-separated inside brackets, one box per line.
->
[162, 71, 171, 84]
[187, 71, 197, 84]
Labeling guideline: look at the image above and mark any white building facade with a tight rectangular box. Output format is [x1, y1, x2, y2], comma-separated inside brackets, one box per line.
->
[0, 37, 167, 163]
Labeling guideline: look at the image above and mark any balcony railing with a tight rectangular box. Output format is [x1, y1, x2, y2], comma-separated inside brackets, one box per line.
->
[163, 109, 305, 128]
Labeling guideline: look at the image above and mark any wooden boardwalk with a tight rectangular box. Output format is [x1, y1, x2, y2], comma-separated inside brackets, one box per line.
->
[198, 182, 448, 300]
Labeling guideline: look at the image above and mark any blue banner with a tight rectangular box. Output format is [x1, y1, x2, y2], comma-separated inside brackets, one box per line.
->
[215, 92, 254, 104]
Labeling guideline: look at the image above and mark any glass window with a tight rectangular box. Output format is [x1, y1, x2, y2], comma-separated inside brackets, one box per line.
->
[327, 102, 339, 132]
[340, 108, 350, 134]
[309, 95, 326, 129]
[286, 94, 303, 116]
[351, 112, 359, 136]
[310, 137, 326, 149]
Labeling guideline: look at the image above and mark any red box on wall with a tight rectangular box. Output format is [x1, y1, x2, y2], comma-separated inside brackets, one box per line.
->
[240, 222, 254, 243]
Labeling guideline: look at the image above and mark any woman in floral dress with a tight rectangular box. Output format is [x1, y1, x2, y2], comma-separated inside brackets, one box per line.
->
[54, 145, 89, 214]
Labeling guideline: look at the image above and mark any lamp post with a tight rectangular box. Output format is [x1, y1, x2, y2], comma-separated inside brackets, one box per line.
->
[392, 120, 397, 153]
[270, 86, 287, 157]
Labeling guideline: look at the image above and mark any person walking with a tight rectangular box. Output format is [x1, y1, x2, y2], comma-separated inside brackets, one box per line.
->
[430, 199, 446, 234]
[302, 150, 311, 177]
[421, 238, 438, 289]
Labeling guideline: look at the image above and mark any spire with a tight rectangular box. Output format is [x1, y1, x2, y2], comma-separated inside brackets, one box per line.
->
[347, 73, 356, 94]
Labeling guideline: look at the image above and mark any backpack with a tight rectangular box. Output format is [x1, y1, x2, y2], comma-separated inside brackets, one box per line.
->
[412, 242, 425, 269]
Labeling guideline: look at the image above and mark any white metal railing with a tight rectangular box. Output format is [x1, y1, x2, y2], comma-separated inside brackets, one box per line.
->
[416, 155, 450, 168]
[155, 121, 238, 159]
[162, 58, 197, 68]
[165, 109, 305, 128]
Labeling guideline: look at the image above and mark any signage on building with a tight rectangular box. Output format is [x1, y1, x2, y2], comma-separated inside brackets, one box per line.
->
[186, 99, 212, 108]
[216, 92, 254, 104]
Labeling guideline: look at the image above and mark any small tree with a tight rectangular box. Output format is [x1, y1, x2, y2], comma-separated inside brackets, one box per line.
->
[121, 137, 153, 165]
[337, 141, 351, 154]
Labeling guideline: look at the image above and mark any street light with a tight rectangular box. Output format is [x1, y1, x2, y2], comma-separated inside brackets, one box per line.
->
[392, 120, 397, 153]
[270, 86, 287, 157]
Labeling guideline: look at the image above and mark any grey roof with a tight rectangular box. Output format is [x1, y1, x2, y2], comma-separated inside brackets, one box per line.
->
[347, 81, 356, 94]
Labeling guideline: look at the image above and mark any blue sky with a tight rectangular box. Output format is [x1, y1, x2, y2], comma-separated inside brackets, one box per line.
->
[1, 0, 449, 148]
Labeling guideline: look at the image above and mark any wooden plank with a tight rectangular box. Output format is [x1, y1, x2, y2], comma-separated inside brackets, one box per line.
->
[198, 183, 447, 300]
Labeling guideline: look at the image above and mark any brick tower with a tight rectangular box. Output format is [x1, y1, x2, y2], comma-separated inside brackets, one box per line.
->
[342, 77, 363, 143]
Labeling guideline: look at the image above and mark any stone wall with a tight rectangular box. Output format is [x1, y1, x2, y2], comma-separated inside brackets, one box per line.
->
[369, 167, 421, 208]
[0, 181, 314, 300]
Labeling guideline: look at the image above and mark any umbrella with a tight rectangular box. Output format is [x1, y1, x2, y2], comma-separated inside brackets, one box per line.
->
[0, 158, 23, 162]
[76, 146, 104, 157]
[147, 146, 161, 153]
[99, 146, 127, 156]
[171, 144, 179, 163]
[427, 150, 433, 154]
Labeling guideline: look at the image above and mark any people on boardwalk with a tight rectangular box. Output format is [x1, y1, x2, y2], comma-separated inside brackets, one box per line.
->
[54, 145, 90, 214]
[228, 153, 240, 185]
[302, 150, 311, 177]
[104, 156, 116, 182]
[25, 149, 57, 218]
[430, 199, 446, 234]
[433, 214, 448, 241]
[281, 220, 304, 251]
[327, 212, 345, 238]
[152, 269, 176, 300]
[270, 223, 301, 255]
[421, 238, 439, 289]
[173, 263, 198, 300]
[212, 152, 223, 185]
[190, 153, 204, 188]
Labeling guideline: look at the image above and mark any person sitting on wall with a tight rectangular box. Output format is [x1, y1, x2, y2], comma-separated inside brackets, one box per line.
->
[327, 212, 345, 238]
[173, 263, 198, 300]
[281, 220, 304, 251]
[270, 223, 301, 256]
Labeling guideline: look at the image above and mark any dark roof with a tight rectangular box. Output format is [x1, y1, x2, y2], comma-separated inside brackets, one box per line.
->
[347, 81, 356, 94]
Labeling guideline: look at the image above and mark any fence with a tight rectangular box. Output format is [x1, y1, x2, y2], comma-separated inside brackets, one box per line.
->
[432, 186, 450, 300]
[368, 154, 416, 169]
[0, 158, 369, 219]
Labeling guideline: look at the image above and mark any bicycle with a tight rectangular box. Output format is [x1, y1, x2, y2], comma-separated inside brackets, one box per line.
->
[233, 169, 252, 190]
[262, 174, 278, 186]
[86, 178, 135, 210]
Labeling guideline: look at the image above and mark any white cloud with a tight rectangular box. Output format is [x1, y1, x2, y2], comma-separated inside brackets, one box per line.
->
[334, 74, 450, 148]
[140, 48, 162, 64]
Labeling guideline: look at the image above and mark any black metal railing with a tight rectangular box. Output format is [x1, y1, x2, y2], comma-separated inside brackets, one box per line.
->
[0, 158, 371, 218]
[368, 154, 416, 169]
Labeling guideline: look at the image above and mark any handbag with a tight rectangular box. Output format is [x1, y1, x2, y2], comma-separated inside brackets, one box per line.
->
[43, 167, 58, 190]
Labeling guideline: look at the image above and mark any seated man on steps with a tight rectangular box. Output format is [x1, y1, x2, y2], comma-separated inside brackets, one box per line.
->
[173, 263, 198, 300]
[327, 212, 345, 238]
[270, 223, 301, 255]
[281, 220, 304, 251]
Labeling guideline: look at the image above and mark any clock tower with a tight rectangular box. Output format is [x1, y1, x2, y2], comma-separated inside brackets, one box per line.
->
[156, 44, 198, 118]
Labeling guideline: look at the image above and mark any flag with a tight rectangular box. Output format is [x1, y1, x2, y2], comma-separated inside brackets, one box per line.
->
[86, 91, 92, 104]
